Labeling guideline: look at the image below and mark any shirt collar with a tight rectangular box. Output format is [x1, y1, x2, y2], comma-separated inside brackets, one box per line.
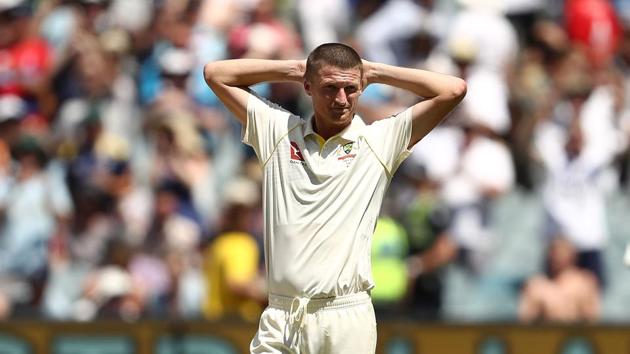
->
[303, 114, 365, 142]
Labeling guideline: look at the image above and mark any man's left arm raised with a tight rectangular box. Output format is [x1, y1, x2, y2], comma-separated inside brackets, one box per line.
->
[362, 61, 467, 149]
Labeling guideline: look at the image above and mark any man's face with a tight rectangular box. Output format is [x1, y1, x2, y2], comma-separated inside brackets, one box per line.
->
[304, 64, 362, 130]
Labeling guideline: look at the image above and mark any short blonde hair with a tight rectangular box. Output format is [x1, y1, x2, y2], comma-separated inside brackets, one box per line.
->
[305, 43, 362, 82]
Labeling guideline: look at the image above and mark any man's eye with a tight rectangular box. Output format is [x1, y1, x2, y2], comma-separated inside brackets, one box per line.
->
[345, 87, 357, 94]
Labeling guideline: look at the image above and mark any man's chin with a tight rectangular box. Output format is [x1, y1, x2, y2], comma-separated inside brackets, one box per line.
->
[330, 110, 353, 122]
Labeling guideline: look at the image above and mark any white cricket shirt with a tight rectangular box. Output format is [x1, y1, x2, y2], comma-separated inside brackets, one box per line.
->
[243, 94, 413, 298]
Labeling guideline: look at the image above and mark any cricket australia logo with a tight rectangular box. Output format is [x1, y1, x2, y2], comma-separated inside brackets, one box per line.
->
[337, 141, 357, 167]
[343, 142, 353, 154]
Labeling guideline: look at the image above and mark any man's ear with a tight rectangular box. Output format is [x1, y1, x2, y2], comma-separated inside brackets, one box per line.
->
[303, 81, 312, 96]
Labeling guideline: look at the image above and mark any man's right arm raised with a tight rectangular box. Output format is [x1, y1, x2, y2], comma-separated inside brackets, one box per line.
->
[203, 59, 306, 125]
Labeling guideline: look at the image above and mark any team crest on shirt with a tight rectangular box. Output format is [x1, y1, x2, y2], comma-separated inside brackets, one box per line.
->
[343, 142, 353, 154]
[337, 141, 357, 167]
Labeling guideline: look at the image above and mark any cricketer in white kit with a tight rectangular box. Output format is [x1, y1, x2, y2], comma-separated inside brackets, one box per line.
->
[204, 43, 466, 354]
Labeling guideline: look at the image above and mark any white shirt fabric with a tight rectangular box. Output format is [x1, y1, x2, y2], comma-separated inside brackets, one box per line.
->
[535, 121, 610, 251]
[243, 94, 413, 298]
[441, 135, 515, 251]
[502, 0, 545, 14]
[408, 126, 462, 181]
[534, 87, 623, 251]
[459, 136, 515, 194]
[355, 0, 427, 65]
[461, 68, 511, 134]
[296, 0, 351, 52]
[579, 86, 620, 166]
[541, 157, 609, 251]
[446, 8, 518, 75]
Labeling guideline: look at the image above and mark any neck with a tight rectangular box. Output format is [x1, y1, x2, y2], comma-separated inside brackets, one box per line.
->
[312, 115, 349, 140]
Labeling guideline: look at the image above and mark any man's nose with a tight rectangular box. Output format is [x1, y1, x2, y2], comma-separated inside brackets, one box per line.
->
[334, 88, 347, 104]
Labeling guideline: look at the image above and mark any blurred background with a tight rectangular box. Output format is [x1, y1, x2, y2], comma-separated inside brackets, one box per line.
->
[1, 0, 630, 352]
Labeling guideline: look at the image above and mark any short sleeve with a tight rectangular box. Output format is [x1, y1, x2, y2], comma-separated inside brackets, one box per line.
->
[242, 93, 292, 165]
[365, 107, 414, 175]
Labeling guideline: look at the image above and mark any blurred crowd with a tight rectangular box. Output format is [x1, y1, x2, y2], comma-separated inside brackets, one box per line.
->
[1, 0, 630, 324]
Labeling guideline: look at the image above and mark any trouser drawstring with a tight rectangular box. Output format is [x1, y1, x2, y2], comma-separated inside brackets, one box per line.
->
[286, 296, 310, 351]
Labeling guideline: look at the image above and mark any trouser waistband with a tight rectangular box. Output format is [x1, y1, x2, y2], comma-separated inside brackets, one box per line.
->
[268, 291, 370, 312]
[270, 292, 370, 351]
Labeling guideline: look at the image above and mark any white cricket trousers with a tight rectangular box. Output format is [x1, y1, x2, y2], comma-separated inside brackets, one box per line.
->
[250, 291, 377, 354]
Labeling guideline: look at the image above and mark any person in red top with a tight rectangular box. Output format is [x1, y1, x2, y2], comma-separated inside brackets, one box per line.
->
[227, 0, 302, 59]
[565, 0, 623, 68]
[0, 0, 54, 121]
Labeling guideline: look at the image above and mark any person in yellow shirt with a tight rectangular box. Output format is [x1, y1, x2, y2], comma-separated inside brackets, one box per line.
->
[203, 178, 266, 322]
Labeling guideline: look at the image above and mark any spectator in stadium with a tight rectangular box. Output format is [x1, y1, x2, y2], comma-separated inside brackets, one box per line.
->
[518, 237, 600, 323]
[72, 238, 145, 321]
[204, 42, 465, 353]
[295, 0, 351, 53]
[2, 0, 629, 329]
[565, 0, 623, 69]
[387, 157, 451, 319]
[447, 0, 519, 77]
[534, 50, 616, 288]
[227, 0, 301, 60]
[354, 0, 437, 67]
[202, 177, 265, 323]
[406, 119, 515, 316]
[41, 185, 120, 320]
[141, 111, 217, 233]
[0, 0, 55, 123]
[507, 18, 570, 190]
[370, 214, 409, 314]
[0, 136, 73, 318]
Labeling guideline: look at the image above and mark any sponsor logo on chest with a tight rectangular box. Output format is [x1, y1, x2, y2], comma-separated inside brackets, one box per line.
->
[289, 141, 306, 165]
[288, 140, 359, 169]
